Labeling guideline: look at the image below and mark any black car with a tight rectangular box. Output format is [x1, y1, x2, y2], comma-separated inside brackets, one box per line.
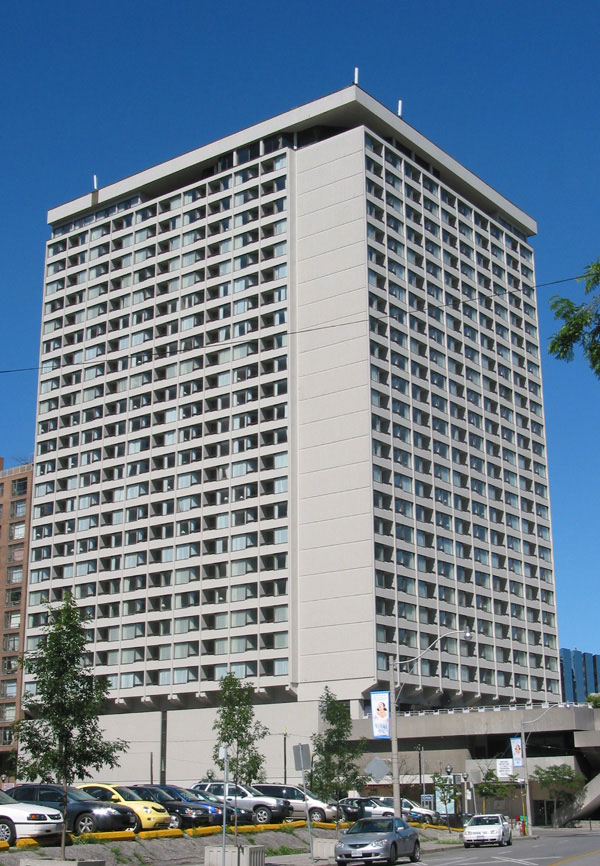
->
[154, 784, 255, 826]
[7, 784, 136, 834]
[132, 785, 221, 829]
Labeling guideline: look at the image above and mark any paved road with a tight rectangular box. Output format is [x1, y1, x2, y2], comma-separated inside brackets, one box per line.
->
[266, 829, 600, 866]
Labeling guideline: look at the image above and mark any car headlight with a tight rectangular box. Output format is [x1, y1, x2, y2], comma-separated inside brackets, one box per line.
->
[335, 842, 343, 849]
[27, 814, 48, 821]
[93, 807, 119, 816]
[372, 840, 387, 848]
[142, 807, 153, 814]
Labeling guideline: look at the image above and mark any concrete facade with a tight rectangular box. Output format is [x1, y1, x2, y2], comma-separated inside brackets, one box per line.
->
[27, 86, 560, 781]
[0, 459, 32, 772]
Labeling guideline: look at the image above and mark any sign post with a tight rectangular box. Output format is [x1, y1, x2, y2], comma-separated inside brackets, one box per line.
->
[293, 744, 313, 860]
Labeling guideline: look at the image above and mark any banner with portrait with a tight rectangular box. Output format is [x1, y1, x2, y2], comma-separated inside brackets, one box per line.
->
[370, 690, 391, 739]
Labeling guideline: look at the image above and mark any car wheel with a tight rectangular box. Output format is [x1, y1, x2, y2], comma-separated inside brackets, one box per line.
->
[133, 815, 143, 833]
[464, 843, 471, 848]
[507, 834, 512, 846]
[74, 812, 97, 834]
[170, 813, 183, 829]
[387, 842, 397, 865]
[0, 818, 16, 846]
[409, 840, 421, 862]
[254, 806, 272, 824]
[309, 808, 326, 823]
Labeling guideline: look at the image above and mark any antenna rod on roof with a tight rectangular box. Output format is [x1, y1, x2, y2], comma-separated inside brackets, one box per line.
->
[93, 174, 98, 191]
[397, 100, 403, 117]
[354, 67, 359, 85]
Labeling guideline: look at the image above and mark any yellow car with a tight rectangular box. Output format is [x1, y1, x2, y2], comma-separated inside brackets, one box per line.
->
[76, 784, 171, 832]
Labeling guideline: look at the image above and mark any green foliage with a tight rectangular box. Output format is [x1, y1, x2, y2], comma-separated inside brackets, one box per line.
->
[310, 686, 368, 802]
[532, 764, 585, 801]
[432, 772, 455, 807]
[212, 672, 268, 784]
[476, 769, 510, 804]
[586, 693, 600, 708]
[549, 259, 600, 378]
[13, 594, 127, 784]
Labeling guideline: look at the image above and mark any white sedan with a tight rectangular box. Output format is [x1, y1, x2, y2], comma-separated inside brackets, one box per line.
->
[0, 790, 63, 846]
[463, 813, 512, 847]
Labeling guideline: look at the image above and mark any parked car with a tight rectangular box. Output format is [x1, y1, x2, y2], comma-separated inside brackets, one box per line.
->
[194, 781, 293, 824]
[338, 797, 395, 818]
[0, 790, 63, 846]
[253, 784, 336, 822]
[336, 800, 361, 822]
[76, 784, 171, 832]
[335, 816, 421, 863]
[132, 785, 221, 829]
[7, 784, 136, 834]
[463, 813, 512, 847]
[195, 788, 255, 825]
[376, 797, 440, 824]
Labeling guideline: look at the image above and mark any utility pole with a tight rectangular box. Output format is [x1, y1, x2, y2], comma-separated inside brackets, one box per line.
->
[520, 721, 533, 835]
[283, 729, 287, 784]
[389, 657, 401, 816]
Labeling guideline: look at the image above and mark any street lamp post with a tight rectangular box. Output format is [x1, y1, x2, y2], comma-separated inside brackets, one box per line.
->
[389, 627, 473, 816]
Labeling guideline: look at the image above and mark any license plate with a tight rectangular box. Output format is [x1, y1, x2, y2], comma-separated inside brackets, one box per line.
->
[351, 852, 363, 857]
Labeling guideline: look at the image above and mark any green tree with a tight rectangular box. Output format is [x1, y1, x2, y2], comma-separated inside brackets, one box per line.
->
[432, 772, 455, 831]
[549, 260, 600, 378]
[532, 764, 585, 827]
[310, 686, 367, 802]
[212, 672, 268, 784]
[586, 694, 600, 708]
[13, 594, 127, 856]
[476, 769, 510, 813]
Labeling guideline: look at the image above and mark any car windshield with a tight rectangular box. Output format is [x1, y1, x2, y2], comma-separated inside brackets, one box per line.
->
[169, 786, 205, 801]
[113, 787, 144, 801]
[469, 815, 501, 826]
[135, 787, 159, 801]
[66, 789, 98, 802]
[348, 819, 393, 834]
[0, 792, 17, 805]
[196, 791, 220, 804]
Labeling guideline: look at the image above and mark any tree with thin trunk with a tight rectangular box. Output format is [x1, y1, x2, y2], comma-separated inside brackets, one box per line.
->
[432, 773, 455, 831]
[310, 687, 367, 803]
[212, 671, 268, 784]
[532, 764, 585, 827]
[13, 594, 127, 856]
[476, 769, 510, 813]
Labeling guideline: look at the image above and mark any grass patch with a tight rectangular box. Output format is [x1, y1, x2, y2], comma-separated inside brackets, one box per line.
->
[111, 843, 133, 864]
[264, 845, 308, 856]
[277, 823, 299, 835]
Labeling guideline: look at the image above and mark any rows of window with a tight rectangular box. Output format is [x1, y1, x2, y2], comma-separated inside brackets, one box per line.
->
[364, 132, 558, 699]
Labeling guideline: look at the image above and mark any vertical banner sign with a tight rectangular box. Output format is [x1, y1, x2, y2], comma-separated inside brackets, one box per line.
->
[511, 736, 524, 768]
[370, 690, 391, 739]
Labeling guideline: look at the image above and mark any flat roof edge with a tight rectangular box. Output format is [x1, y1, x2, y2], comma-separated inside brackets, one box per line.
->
[47, 85, 536, 236]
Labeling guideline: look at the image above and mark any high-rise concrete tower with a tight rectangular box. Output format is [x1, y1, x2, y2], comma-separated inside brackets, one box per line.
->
[28, 86, 559, 781]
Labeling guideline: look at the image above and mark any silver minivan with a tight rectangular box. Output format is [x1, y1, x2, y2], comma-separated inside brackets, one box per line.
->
[253, 784, 336, 822]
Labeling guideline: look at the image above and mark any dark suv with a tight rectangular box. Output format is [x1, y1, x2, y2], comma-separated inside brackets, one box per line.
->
[7, 784, 136, 834]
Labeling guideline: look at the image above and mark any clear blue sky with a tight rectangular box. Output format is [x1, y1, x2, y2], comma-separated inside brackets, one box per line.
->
[1, 0, 598, 654]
